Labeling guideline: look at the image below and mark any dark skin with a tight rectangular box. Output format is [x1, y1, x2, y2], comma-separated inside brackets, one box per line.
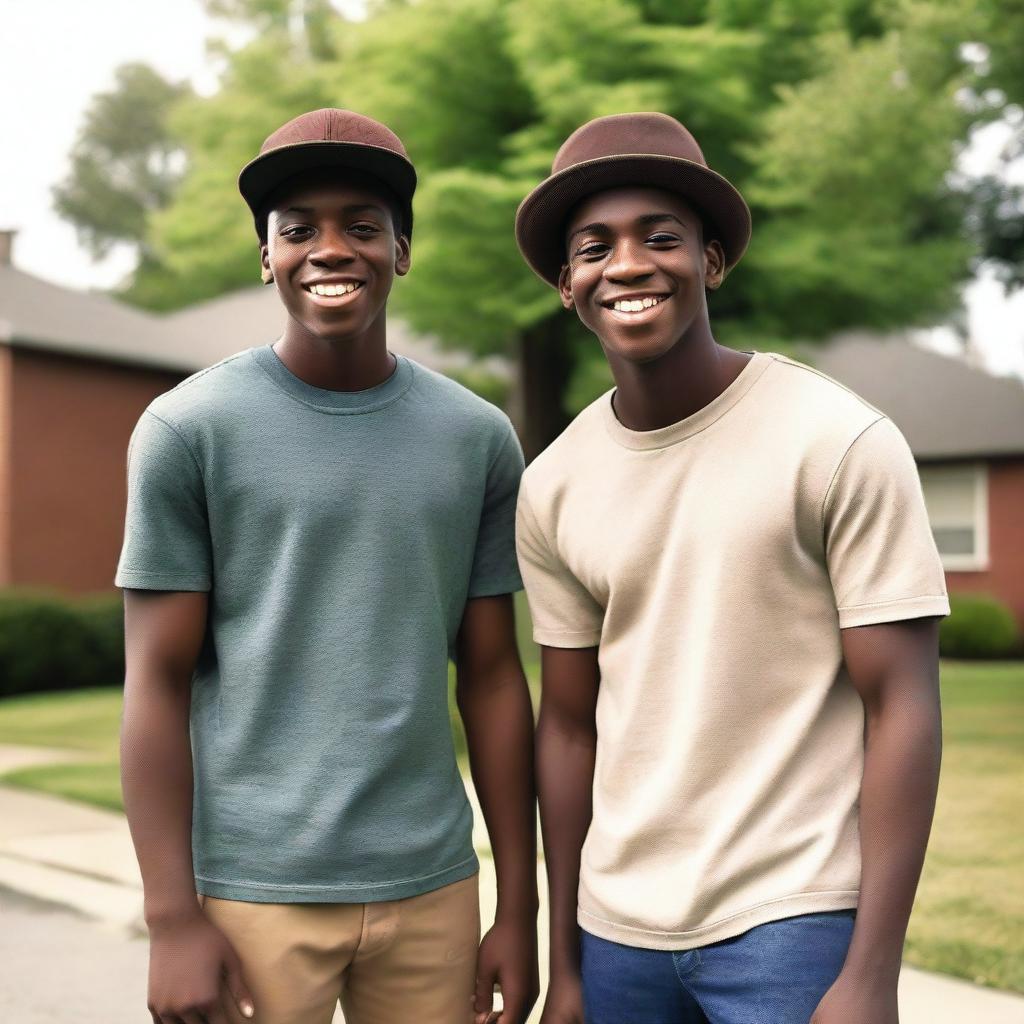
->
[537, 185, 943, 1024]
[122, 169, 538, 1024]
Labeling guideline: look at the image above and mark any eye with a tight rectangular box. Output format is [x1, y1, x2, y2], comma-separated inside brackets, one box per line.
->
[350, 222, 381, 235]
[575, 242, 609, 259]
[647, 232, 679, 244]
[280, 224, 312, 239]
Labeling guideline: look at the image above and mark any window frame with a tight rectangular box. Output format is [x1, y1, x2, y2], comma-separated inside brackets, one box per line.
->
[918, 461, 989, 572]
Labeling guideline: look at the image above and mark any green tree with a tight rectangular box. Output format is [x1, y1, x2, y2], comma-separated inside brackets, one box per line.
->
[327, 0, 977, 454]
[963, 0, 1024, 289]
[200, 0, 340, 59]
[127, 0, 988, 456]
[52, 63, 191, 264]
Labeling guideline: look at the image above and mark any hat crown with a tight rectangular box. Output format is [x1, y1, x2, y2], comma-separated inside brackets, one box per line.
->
[552, 112, 706, 174]
[259, 108, 409, 159]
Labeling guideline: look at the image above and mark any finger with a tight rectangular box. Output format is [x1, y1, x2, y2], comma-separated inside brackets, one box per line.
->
[496, 993, 521, 1024]
[473, 968, 495, 1023]
[223, 951, 256, 1020]
[203, 996, 229, 1024]
[496, 996, 522, 1024]
[486, 983, 506, 1024]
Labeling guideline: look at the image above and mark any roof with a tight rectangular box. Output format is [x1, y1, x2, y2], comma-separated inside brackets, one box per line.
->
[806, 332, 1024, 460]
[0, 264, 494, 376]
[0, 264, 177, 370]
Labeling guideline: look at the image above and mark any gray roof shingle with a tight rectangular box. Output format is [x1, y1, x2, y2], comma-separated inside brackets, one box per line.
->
[806, 332, 1024, 460]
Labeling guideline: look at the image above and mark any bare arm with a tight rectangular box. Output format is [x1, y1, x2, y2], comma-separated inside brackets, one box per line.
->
[812, 617, 942, 1024]
[122, 590, 206, 923]
[535, 644, 600, 1024]
[455, 593, 539, 1024]
[122, 589, 254, 1023]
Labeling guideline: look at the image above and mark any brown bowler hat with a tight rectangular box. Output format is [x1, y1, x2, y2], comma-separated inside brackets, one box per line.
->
[515, 112, 751, 287]
[238, 109, 417, 238]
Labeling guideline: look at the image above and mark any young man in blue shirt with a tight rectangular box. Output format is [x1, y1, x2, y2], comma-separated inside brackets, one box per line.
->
[119, 109, 539, 1024]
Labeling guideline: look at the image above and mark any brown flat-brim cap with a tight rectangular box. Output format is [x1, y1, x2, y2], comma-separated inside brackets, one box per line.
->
[515, 112, 751, 287]
[238, 108, 417, 238]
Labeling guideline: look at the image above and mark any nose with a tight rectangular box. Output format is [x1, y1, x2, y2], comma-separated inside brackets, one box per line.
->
[309, 225, 356, 266]
[604, 237, 656, 284]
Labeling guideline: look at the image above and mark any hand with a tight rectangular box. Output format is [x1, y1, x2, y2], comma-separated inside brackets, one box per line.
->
[146, 908, 255, 1024]
[810, 970, 898, 1024]
[538, 970, 585, 1024]
[473, 914, 540, 1024]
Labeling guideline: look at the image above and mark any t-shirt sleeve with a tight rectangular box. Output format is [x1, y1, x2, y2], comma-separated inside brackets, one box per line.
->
[823, 415, 949, 629]
[516, 481, 604, 648]
[115, 411, 213, 591]
[466, 423, 526, 598]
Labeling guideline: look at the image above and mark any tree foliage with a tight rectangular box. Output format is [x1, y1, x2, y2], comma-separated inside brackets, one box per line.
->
[52, 63, 191, 262]
[68, 0, 1012, 448]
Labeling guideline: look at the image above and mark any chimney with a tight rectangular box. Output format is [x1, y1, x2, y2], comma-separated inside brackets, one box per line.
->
[0, 229, 15, 267]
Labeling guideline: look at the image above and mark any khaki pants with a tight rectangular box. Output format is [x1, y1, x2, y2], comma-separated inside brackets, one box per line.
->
[200, 873, 480, 1024]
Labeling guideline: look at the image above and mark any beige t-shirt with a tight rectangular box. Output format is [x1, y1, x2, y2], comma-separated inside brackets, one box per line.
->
[516, 351, 949, 950]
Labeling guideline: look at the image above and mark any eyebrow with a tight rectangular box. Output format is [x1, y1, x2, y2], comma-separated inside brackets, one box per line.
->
[568, 213, 687, 242]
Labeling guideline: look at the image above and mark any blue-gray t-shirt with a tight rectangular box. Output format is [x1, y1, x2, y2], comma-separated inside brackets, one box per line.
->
[116, 346, 524, 903]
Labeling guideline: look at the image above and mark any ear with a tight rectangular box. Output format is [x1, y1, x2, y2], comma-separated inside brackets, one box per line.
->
[704, 239, 726, 291]
[260, 243, 274, 285]
[394, 234, 412, 277]
[557, 264, 574, 310]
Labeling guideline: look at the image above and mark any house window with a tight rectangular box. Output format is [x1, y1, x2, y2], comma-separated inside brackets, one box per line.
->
[918, 463, 989, 571]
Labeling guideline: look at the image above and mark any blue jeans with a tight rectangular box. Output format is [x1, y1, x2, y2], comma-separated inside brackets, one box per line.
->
[580, 911, 855, 1024]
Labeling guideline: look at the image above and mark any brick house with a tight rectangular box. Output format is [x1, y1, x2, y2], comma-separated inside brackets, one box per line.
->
[0, 233, 476, 594]
[813, 334, 1024, 628]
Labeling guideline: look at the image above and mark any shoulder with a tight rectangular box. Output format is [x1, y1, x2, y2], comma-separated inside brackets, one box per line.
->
[405, 357, 517, 446]
[144, 348, 257, 433]
[762, 352, 883, 434]
[521, 392, 609, 502]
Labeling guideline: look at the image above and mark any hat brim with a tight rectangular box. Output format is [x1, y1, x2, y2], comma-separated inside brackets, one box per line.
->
[515, 155, 751, 287]
[238, 140, 417, 238]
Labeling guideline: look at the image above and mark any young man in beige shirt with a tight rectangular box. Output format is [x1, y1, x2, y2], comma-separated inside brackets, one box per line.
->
[514, 112, 948, 1024]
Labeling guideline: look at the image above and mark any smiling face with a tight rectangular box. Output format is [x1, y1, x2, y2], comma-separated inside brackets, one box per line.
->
[260, 169, 410, 344]
[559, 186, 725, 365]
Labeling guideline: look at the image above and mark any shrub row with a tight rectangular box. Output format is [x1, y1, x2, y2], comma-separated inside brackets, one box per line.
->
[0, 590, 124, 698]
[939, 593, 1021, 660]
[0, 587, 1018, 699]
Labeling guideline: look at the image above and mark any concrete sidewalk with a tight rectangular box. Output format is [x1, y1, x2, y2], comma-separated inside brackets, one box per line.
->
[1, 744, 1022, 1023]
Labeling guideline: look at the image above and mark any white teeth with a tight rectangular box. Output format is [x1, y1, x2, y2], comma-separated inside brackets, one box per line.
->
[310, 283, 359, 296]
[613, 296, 662, 312]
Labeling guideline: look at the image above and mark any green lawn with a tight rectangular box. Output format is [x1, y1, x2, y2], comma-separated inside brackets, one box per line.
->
[0, 656, 1019, 991]
[0, 687, 123, 810]
[903, 661, 1024, 991]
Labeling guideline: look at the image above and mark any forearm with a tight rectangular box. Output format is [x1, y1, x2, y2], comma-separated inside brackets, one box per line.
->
[120, 669, 199, 925]
[536, 710, 595, 978]
[845, 686, 942, 981]
[459, 668, 538, 919]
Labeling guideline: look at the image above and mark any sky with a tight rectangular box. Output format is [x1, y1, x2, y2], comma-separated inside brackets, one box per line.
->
[1, 0, 1022, 379]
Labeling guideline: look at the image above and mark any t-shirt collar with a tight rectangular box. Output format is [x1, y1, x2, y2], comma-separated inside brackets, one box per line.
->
[251, 344, 414, 414]
[601, 351, 772, 450]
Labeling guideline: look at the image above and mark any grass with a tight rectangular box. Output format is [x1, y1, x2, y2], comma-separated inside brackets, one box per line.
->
[0, 647, 1019, 991]
[903, 661, 1024, 992]
[0, 686, 123, 810]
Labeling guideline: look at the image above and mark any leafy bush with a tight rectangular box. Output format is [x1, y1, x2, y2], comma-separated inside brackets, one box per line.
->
[0, 590, 124, 698]
[940, 593, 1021, 660]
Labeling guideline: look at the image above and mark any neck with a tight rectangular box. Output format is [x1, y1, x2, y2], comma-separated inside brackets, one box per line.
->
[605, 322, 751, 432]
[274, 311, 394, 392]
